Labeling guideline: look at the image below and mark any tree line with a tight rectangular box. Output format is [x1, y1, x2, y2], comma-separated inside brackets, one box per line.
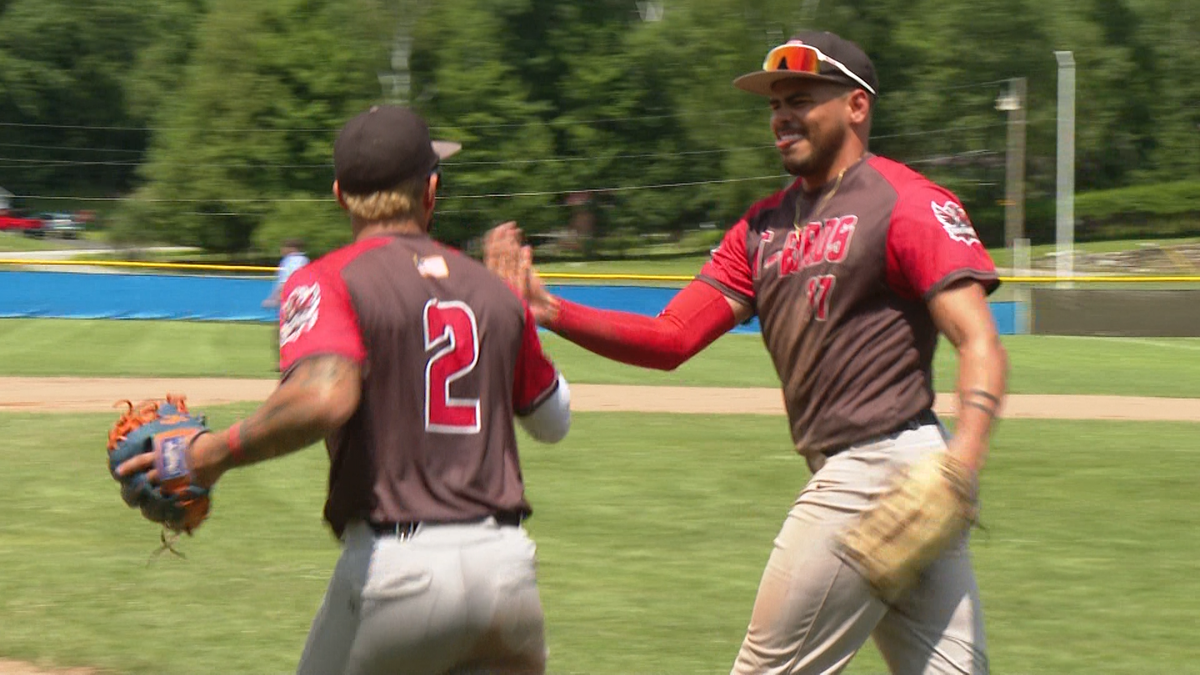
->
[0, 0, 1196, 255]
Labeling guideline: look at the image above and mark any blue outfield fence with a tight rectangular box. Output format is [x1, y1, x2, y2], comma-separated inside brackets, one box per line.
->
[552, 285, 1021, 335]
[0, 270, 281, 322]
[0, 270, 1021, 335]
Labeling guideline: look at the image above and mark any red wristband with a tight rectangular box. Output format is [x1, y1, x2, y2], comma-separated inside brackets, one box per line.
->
[226, 421, 245, 464]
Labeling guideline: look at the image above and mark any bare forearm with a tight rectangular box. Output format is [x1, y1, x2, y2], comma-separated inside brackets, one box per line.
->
[951, 337, 1008, 472]
[221, 390, 336, 467]
[195, 356, 360, 479]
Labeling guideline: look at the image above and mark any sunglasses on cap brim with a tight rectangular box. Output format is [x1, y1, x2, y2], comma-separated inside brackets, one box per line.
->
[761, 41, 876, 96]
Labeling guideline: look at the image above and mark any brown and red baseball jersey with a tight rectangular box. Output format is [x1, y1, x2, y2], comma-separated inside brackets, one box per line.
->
[700, 155, 999, 456]
[278, 233, 560, 537]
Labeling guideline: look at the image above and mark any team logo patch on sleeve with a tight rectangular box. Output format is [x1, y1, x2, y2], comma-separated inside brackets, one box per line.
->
[931, 200, 981, 246]
[416, 255, 449, 279]
[280, 283, 321, 346]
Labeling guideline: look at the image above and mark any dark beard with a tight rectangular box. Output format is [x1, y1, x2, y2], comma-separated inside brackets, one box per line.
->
[783, 122, 846, 178]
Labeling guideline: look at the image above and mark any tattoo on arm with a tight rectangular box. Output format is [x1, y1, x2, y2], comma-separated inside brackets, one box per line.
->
[959, 388, 1001, 419]
[230, 355, 361, 467]
[962, 399, 998, 418]
[967, 388, 1001, 405]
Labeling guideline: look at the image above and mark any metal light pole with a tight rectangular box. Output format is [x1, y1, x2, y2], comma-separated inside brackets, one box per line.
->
[636, 1, 664, 21]
[1055, 51, 1076, 288]
[379, 1, 420, 104]
[996, 77, 1027, 253]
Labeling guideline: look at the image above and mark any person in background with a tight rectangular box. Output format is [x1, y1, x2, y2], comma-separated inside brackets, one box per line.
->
[263, 238, 311, 309]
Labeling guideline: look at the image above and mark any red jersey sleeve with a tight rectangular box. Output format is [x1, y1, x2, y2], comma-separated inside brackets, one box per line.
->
[278, 263, 366, 373]
[512, 303, 559, 416]
[886, 184, 1000, 301]
[698, 219, 755, 307]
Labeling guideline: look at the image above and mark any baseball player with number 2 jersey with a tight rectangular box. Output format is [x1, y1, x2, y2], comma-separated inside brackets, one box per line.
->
[486, 31, 1008, 675]
[115, 104, 572, 675]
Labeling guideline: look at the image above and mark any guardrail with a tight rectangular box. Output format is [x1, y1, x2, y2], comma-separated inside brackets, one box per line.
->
[1, 258, 1199, 284]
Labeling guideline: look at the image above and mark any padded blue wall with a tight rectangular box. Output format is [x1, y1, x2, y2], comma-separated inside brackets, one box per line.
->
[0, 270, 1020, 334]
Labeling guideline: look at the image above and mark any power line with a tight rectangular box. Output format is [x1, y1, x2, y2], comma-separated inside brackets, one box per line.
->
[0, 145, 779, 169]
[0, 77, 1019, 135]
[445, 145, 776, 166]
[0, 141, 144, 154]
[0, 121, 1030, 171]
[182, 202, 584, 218]
[874, 122, 1009, 141]
[0, 107, 762, 134]
[903, 149, 1001, 166]
[446, 174, 790, 200]
[9, 174, 788, 204]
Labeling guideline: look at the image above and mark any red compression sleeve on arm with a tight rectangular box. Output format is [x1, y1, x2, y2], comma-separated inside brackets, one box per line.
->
[548, 280, 738, 371]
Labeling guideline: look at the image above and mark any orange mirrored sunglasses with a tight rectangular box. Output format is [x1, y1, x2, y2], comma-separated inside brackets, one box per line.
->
[761, 41, 876, 95]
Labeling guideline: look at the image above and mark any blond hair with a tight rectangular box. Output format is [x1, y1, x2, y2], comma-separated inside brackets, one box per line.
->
[341, 174, 430, 222]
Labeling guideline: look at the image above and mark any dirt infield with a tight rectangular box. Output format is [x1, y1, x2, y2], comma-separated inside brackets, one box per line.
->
[0, 662, 97, 675]
[2, 377, 1200, 422]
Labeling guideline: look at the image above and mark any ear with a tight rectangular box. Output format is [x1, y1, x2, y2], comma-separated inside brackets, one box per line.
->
[847, 89, 872, 126]
[424, 173, 439, 212]
[332, 181, 348, 211]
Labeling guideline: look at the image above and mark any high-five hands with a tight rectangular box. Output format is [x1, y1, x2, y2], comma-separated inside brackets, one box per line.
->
[483, 222, 557, 326]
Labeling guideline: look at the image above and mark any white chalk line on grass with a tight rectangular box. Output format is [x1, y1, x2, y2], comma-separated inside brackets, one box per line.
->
[1039, 335, 1200, 351]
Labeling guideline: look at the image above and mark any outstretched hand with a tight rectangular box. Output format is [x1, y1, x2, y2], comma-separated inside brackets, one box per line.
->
[484, 222, 527, 299]
[483, 222, 557, 325]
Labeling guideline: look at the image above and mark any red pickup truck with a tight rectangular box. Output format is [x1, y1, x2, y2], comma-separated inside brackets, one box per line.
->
[0, 211, 43, 232]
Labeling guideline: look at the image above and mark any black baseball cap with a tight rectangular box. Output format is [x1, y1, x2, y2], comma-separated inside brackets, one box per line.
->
[333, 105, 462, 196]
[733, 31, 878, 98]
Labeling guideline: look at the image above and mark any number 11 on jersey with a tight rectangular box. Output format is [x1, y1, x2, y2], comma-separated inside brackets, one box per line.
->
[806, 274, 835, 322]
[423, 299, 481, 434]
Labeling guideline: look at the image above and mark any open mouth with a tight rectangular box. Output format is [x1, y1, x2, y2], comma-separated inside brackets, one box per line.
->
[775, 132, 806, 150]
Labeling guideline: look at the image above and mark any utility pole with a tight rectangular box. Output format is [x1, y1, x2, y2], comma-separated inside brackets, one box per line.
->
[636, 1, 664, 22]
[1055, 51, 1076, 288]
[996, 77, 1027, 252]
[798, 0, 821, 28]
[379, 1, 417, 104]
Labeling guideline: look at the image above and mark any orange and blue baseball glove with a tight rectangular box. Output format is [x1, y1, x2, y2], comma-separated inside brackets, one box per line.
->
[107, 394, 212, 536]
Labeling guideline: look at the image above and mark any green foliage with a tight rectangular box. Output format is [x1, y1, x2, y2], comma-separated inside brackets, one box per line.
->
[252, 194, 353, 258]
[0, 0, 167, 195]
[409, 0, 559, 246]
[0, 0, 1197, 252]
[119, 0, 393, 251]
[1075, 179, 1200, 219]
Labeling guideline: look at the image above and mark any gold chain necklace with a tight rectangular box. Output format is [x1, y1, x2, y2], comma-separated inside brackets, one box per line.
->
[794, 155, 863, 230]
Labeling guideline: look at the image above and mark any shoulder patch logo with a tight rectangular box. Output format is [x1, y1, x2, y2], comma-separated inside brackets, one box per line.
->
[416, 255, 450, 279]
[931, 200, 981, 246]
[280, 283, 321, 347]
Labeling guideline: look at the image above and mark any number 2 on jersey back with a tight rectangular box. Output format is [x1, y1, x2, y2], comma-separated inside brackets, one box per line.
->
[423, 300, 481, 434]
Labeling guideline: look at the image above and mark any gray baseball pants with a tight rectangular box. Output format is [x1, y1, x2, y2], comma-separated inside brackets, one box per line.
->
[731, 421, 989, 675]
[296, 517, 547, 675]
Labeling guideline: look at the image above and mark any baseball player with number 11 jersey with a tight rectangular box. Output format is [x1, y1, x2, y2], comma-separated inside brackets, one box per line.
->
[485, 30, 1007, 675]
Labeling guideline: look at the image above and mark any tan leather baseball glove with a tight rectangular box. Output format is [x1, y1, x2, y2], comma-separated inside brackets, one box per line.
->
[834, 452, 977, 603]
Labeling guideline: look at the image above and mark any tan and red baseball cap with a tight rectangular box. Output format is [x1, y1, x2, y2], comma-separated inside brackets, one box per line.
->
[333, 105, 461, 196]
[733, 31, 879, 98]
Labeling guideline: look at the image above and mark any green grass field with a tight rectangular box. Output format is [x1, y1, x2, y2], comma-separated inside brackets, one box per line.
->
[0, 231, 64, 253]
[2, 318, 1199, 397]
[1, 410, 1197, 674]
[985, 235, 1200, 270]
[1, 319, 1199, 673]
[0, 230, 108, 253]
